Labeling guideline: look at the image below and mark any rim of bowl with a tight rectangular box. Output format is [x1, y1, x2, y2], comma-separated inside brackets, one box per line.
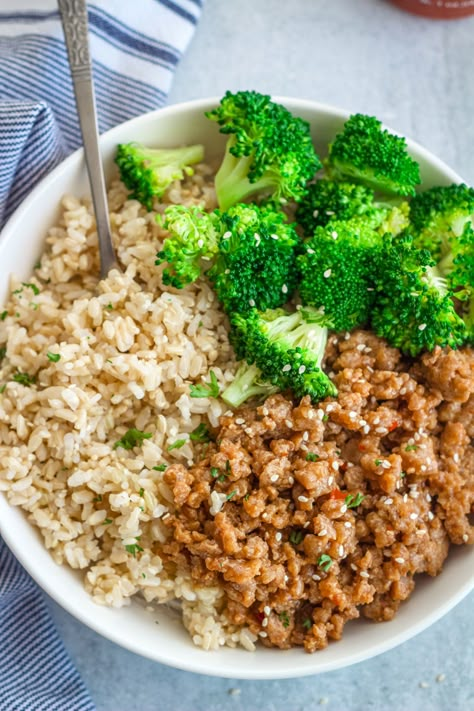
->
[0, 96, 472, 679]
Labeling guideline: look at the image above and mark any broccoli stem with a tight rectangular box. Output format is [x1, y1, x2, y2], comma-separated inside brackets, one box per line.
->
[221, 362, 278, 408]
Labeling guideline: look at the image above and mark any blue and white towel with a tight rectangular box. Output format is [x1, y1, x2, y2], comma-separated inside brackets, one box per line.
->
[0, 2, 201, 709]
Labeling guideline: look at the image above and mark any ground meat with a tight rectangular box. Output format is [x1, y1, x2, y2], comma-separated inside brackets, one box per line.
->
[161, 332, 474, 652]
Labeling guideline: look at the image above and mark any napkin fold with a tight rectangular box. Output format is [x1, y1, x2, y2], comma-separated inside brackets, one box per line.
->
[0, 2, 202, 709]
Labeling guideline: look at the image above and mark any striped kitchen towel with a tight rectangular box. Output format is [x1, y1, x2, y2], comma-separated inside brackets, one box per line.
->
[0, 2, 202, 709]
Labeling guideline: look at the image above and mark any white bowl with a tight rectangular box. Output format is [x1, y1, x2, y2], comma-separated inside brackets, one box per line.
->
[0, 98, 472, 679]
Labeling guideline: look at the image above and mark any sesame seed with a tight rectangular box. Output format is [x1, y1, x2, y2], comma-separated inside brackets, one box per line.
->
[259, 631, 268, 638]
[323, 269, 332, 278]
[359, 419, 367, 426]
[254, 232, 261, 242]
[375, 427, 388, 434]
[281, 284, 289, 295]
[331, 461, 339, 471]
[344, 521, 352, 528]
[270, 233, 279, 240]
[298, 365, 306, 374]
[318, 529, 327, 537]
[351, 563, 358, 572]
[385, 498, 393, 505]
[262, 407, 269, 416]
[262, 618, 268, 627]
[197, 239, 204, 248]
[319, 697, 329, 706]
[326, 403, 336, 412]
[338, 545, 344, 556]
[463, 534, 469, 542]
[298, 495, 309, 503]
[418, 323, 427, 331]
[373, 417, 380, 425]
[362, 425, 370, 434]
[228, 688, 241, 696]
[263, 605, 271, 615]
[222, 231, 231, 239]
[340, 505, 347, 514]
[224, 268, 230, 274]
[328, 476, 334, 486]
[331, 230, 338, 239]
[360, 571, 370, 579]
[312, 209, 319, 218]
[288, 477, 294, 484]
[395, 557, 405, 564]
[312, 574, 321, 581]
[419, 681, 429, 689]
[428, 511, 434, 521]
[436, 674, 446, 683]
[270, 474, 279, 483]
[282, 364, 291, 373]
[302, 431, 309, 441]
[367, 287, 374, 292]
[284, 574, 289, 582]
[357, 343, 366, 351]
[349, 411, 357, 419]
[410, 513, 418, 520]
[381, 460, 391, 469]
[249, 299, 255, 307]
[235, 418, 245, 425]
[275, 532, 282, 541]
[307, 248, 315, 254]
[285, 419, 293, 427]
[317, 409, 324, 420]
[420, 465, 427, 472]
[403, 494, 408, 503]
[426, 494, 432, 502]
[453, 453, 460, 463]
[416, 530, 426, 536]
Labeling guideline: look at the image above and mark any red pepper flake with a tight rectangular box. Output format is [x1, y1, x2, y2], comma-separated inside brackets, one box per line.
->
[329, 489, 347, 500]
[388, 421, 399, 432]
[339, 461, 348, 472]
[358, 443, 366, 451]
[255, 611, 265, 624]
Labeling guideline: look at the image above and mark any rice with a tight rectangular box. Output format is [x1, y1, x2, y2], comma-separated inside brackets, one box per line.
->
[0, 166, 256, 651]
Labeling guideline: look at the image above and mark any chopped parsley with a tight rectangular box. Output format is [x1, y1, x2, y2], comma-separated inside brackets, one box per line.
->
[12, 371, 36, 387]
[20, 282, 40, 296]
[0, 347, 6, 362]
[226, 490, 237, 501]
[244, 493, 250, 501]
[400, 471, 407, 478]
[289, 530, 305, 546]
[189, 370, 220, 399]
[210, 467, 220, 478]
[34, 260, 41, 270]
[152, 464, 167, 472]
[405, 444, 418, 452]
[189, 422, 212, 443]
[322, 414, 329, 422]
[375, 459, 382, 466]
[306, 453, 319, 462]
[345, 492, 365, 509]
[167, 438, 187, 451]
[47, 352, 61, 362]
[113, 428, 152, 450]
[142, 573, 146, 579]
[0, 311, 7, 321]
[279, 611, 290, 628]
[0, 384, 6, 394]
[104, 518, 112, 525]
[105, 303, 114, 310]
[93, 495, 103, 503]
[302, 617, 312, 630]
[125, 543, 144, 557]
[317, 554, 333, 571]
[139, 487, 145, 497]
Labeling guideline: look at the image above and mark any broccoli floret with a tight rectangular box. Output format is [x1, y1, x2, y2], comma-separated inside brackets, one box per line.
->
[206, 90, 321, 210]
[115, 143, 204, 210]
[208, 203, 300, 314]
[298, 220, 380, 331]
[296, 179, 379, 234]
[155, 206, 220, 288]
[377, 201, 411, 237]
[220, 362, 279, 408]
[409, 183, 474, 259]
[222, 307, 337, 407]
[437, 223, 474, 342]
[326, 114, 420, 197]
[371, 233, 467, 356]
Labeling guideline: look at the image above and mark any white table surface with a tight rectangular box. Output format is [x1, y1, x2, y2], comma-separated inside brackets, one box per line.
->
[49, 1, 474, 709]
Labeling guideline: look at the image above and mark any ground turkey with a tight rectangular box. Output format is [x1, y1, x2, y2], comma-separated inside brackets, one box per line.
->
[160, 332, 474, 653]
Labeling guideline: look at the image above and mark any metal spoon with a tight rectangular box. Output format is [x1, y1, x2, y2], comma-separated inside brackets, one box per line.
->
[58, 0, 121, 278]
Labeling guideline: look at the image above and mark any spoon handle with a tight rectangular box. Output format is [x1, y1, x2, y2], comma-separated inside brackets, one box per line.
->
[58, 0, 120, 277]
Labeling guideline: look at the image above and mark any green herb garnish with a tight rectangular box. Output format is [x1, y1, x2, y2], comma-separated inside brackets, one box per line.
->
[226, 490, 237, 501]
[279, 611, 290, 628]
[139, 487, 145, 497]
[21, 282, 40, 296]
[104, 518, 112, 525]
[189, 370, 219, 399]
[125, 543, 144, 557]
[306, 453, 319, 462]
[153, 464, 167, 472]
[0, 384, 6, 394]
[47, 352, 61, 362]
[113, 428, 152, 450]
[0, 347, 6, 362]
[167, 438, 187, 451]
[322, 414, 329, 422]
[302, 617, 312, 630]
[0, 311, 7, 321]
[317, 554, 333, 571]
[405, 444, 418, 452]
[189, 422, 212, 443]
[345, 492, 365, 509]
[289, 530, 304, 545]
[12, 371, 36, 387]
[93, 495, 103, 503]
[210, 467, 220, 478]
[375, 459, 382, 466]
[105, 303, 114, 310]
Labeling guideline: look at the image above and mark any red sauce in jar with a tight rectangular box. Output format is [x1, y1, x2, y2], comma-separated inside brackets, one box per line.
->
[390, 0, 474, 18]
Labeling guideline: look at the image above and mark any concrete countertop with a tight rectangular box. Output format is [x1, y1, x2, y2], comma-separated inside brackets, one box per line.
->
[49, 1, 474, 708]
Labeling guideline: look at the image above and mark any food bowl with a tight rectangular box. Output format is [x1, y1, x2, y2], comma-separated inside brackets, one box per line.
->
[0, 97, 472, 679]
